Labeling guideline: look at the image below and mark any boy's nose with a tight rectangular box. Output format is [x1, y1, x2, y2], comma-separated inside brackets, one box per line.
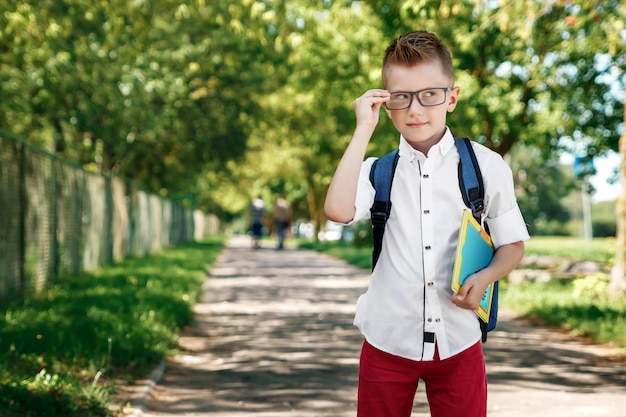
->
[408, 97, 425, 113]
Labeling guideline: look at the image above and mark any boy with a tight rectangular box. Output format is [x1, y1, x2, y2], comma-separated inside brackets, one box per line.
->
[324, 31, 529, 417]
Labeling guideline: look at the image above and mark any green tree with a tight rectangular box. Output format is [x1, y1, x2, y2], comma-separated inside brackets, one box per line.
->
[228, 1, 387, 236]
[611, 96, 626, 294]
[0, 0, 282, 197]
[512, 146, 577, 235]
[364, 0, 624, 158]
[3, 0, 624, 255]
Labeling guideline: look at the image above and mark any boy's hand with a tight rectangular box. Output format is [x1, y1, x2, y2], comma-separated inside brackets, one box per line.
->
[353, 90, 390, 131]
[453, 241, 524, 312]
[451, 271, 490, 311]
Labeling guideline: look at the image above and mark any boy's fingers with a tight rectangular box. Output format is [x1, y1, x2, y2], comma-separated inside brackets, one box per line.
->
[453, 284, 476, 309]
[361, 90, 390, 100]
[456, 281, 469, 297]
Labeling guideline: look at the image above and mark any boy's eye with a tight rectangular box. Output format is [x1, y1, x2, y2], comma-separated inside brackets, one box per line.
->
[391, 93, 409, 100]
[422, 90, 437, 98]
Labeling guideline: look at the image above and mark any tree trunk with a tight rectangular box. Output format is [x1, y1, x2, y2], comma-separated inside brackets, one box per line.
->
[609, 95, 626, 295]
[305, 172, 323, 241]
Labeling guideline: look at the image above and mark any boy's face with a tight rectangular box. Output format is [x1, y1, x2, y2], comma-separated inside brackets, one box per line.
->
[383, 60, 459, 153]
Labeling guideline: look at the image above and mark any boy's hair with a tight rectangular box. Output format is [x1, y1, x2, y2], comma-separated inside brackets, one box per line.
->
[382, 31, 454, 88]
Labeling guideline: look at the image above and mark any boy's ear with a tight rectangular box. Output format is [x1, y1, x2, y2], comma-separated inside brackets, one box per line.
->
[447, 87, 460, 112]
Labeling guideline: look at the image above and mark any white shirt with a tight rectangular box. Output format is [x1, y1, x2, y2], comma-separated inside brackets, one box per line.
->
[349, 128, 530, 361]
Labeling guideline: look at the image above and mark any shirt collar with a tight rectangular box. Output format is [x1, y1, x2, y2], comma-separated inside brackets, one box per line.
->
[398, 127, 456, 161]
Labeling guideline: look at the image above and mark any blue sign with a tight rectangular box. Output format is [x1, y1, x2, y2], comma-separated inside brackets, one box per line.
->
[573, 156, 596, 178]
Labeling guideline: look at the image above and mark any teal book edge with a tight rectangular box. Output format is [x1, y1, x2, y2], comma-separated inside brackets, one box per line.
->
[451, 209, 495, 323]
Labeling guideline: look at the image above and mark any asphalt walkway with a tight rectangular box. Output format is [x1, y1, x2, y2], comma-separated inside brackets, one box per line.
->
[117, 235, 626, 417]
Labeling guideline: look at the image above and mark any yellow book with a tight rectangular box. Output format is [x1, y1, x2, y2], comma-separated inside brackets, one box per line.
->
[451, 209, 494, 323]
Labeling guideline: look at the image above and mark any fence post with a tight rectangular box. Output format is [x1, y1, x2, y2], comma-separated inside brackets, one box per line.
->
[104, 175, 114, 264]
[52, 159, 60, 280]
[18, 140, 26, 299]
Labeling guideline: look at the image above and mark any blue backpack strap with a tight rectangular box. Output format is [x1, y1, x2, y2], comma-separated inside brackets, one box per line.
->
[455, 137, 497, 341]
[369, 150, 399, 270]
[456, 137, 485, 222]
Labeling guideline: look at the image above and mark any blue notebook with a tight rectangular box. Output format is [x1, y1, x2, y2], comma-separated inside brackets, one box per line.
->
[451, 209, 494, 323]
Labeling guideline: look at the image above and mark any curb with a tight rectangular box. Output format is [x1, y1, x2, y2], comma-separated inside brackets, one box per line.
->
[127, 360, 166, 416]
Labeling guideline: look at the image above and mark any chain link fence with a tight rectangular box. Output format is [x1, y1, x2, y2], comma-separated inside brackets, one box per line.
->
[0, 130, 218, 302]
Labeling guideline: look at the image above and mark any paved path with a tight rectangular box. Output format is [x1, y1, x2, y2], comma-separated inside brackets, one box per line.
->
[117, 235, 626, 417]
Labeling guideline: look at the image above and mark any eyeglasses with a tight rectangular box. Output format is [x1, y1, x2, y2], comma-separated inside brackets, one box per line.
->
[386, 87, 453, 110]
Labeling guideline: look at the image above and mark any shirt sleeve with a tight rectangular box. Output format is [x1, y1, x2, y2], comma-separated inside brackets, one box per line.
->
[482, 153, 530, 248]
[345, 157, 377, 225]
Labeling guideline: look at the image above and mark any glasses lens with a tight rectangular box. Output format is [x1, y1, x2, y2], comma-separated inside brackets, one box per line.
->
[387, 88, 449, 109]
[418, 89, 446, 106]
[387, 93, 411, 110]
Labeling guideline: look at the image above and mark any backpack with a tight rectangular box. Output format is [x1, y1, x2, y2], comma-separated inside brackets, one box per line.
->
[369, 137, 497, 342]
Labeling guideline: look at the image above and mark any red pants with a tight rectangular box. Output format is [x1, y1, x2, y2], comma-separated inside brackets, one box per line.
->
[357, 340, 487, 417]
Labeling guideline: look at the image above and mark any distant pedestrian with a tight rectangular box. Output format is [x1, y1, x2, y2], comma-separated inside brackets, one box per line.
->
[249, 195, 265, 248]
[273, 195, 291, 249]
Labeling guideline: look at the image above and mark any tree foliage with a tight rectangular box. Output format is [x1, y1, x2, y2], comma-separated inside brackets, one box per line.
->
[364, 0, 624, 158]
[1, 0, 624, 238]
[242, 1, 387, 234]
[513, 146, 577, 235]
[1, 0, 280, 195]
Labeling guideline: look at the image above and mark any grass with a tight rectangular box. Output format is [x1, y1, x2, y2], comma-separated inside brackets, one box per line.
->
[299, 236, 617, 268]
[301, 236, 626, 352]
[0, 236, 226, 417]
[523, 235, 616, 264]
[499, 236, 624, 351]
[500, 276, 626, 348]
[298, 239, 373, 270]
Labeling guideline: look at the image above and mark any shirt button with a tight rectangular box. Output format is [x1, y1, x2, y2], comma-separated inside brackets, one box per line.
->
[423, 174, 429, 178]
[427, 318, 432, 322]
[435, 318, 441, 323]
[425, 245, 431, 250]
[427, 282, 434, 287]
[424, 209, 430, 214]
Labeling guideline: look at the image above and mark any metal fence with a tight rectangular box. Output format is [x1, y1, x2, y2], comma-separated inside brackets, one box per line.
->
[0, 130, 218, 302]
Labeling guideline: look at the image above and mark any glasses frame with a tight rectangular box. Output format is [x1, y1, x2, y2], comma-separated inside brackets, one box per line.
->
[386, 87, 454, 110]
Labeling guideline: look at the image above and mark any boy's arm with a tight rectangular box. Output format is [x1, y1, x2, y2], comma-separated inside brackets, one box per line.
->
[324, 90, 390, 223]
[452, 241, 524, 311]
